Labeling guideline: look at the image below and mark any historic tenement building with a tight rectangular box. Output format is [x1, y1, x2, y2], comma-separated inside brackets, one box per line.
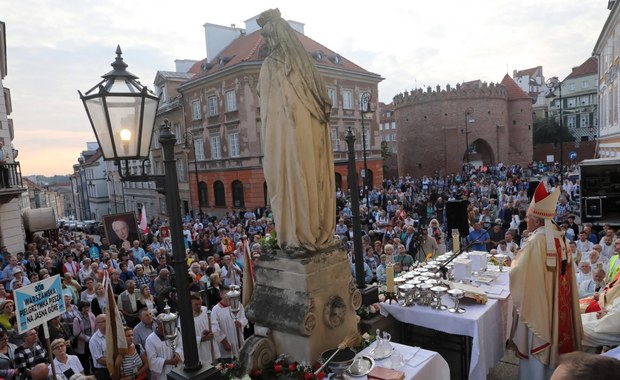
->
[393, 75, 533, 177]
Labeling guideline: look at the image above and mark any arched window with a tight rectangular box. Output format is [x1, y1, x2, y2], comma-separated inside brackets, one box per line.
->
[335, 172, 343, 191]
[213, 181, 226, 207]
[198, 181, 209, 207]
[232, 180, 244, 208]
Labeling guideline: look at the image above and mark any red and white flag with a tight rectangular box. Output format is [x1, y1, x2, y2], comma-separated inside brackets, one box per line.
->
[139, 206, 148, 233]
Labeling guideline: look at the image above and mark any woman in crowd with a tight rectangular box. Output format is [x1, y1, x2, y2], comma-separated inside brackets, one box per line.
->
[113, 327, 148, 380]
[0, 328, 17, 379]
[50, 338, 83, 380]
[207, 272, 223, 309]
[73, 301, 95, 374]
[80, 278, 96, 303]
[44, 316, 75, 355]
[0, 301, 14, 330]
[139, 284, 157, 315]
[60, 295, 81, 324]
[90, 283, 107, 316]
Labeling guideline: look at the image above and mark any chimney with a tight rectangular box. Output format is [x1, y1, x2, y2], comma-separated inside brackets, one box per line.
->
[203, 22, 244, 61]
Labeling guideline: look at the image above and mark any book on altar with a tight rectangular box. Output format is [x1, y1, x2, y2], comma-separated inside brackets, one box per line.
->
[367, 366, 405, 380]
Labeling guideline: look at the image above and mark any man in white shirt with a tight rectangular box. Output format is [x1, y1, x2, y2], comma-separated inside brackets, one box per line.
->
[220, 255, 242, 287]
[118, 280, 142, 327]
[587, 250, 609, 273]
[576, 231, 594, 256]
[578, 269, 606, 299]
[577, 261, 593, 285]
[88, 314, 110, 380]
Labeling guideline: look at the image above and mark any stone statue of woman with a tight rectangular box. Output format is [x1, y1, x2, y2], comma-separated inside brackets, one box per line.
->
[257, 8, 336, 251]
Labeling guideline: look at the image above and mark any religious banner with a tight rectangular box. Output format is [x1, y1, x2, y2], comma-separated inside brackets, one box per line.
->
[14, 275, 65, 333]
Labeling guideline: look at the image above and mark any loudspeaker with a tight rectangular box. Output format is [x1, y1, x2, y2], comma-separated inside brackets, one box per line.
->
[527, 181, 540, 201]
[446, 200, 469, 236]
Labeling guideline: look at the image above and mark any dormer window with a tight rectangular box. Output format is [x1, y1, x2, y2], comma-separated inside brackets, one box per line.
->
[312, 51, 324, 61]
[328, 54, 341, 64]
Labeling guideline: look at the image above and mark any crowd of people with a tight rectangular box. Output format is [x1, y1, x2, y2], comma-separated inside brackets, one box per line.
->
[0, 160, 616, 378]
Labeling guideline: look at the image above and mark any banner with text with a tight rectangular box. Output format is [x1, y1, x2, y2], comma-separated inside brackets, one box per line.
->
[14, 275, 65, 334]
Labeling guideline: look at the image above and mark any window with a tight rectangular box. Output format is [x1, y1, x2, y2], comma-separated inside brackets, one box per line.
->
[342, 90, 353, 109]
[391, 133, 396, 142]
[580, 114, 589, 128]
[567, 98, 576, 108]
[191, 100, 201, 120]
[582, 80, 589, 89]
[391, 122, 396, 129]
[211, 136, 221, 159]
[331, 128, 339, 151]
[228, 133, 240, 157]
[362, 129, 370, 149]
[194, 138, 205, 160]
[154, 161, 161, 175]
[213, 181, 226, 207]
[569, 83, 575, 92]
[208, 96, 218, 116]
[226, 90, 237, 112]
[580, 96, 590, 106]
[198, 181, 209, 207]
[232, 180, 245, 208]
[327, 88, 337, 107]
[567, 115, 576, 128]
[153, 129, 160, 148]
[176, 160, 186, 182]
[175, 124, 181, 143]
[159, 85, 167, 102]
[379, 123, 383, 131]
[594, 112, 598, 127]
[159, 198, 167, 215]
[359, 93, 370, 111]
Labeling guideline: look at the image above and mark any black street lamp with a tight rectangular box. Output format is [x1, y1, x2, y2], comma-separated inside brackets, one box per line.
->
[345, 127, 365, 289]
[183, 130, 202, 215]
[360, 92, 373, 209]
[80, 46, 217, 379]
[546, 76, 564, 186]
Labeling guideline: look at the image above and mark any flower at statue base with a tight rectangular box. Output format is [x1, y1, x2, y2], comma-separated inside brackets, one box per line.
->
[358, 331, 377, 350]
[259, 231, 279, 252]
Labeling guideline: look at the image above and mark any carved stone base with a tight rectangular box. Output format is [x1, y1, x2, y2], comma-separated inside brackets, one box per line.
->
[244, 244, 360, 364]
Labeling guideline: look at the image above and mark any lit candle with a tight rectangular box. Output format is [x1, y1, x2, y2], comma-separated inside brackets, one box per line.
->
[452, 229, 460, 253]
[386, 264, 395, 293]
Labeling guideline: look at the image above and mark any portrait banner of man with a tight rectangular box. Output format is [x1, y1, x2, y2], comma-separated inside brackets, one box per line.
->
[102, 212, 140, 250]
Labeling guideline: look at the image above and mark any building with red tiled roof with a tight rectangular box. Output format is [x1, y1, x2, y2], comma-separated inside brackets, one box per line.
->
[149, 15, 384, 214]
[392, 78, 533, 177]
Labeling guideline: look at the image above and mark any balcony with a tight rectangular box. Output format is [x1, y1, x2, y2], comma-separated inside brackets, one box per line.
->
[0, 162, 26, 204]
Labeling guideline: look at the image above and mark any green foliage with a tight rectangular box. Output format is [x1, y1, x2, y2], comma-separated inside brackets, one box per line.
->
[533, 117, 573, 145]
[380, 141, 391, 159]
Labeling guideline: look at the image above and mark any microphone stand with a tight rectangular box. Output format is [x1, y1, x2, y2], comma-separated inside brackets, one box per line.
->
[434, 226, 491, 279]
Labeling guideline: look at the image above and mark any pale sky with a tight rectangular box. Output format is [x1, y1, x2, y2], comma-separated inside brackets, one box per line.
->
[0, 0, 611, 176]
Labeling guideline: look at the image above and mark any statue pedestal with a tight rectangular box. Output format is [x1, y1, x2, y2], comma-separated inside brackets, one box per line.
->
[244, 245, 361, 365]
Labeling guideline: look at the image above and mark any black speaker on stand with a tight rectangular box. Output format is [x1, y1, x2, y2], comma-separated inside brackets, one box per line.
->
[446, 200, 469, 237]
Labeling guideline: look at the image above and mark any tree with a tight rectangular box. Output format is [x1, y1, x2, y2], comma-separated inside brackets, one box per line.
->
[533, 117, 573, 145]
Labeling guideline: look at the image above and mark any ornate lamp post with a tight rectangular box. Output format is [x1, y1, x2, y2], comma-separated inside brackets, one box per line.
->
[80, 46, 217, 379]
[360, 92, 373, 209]
[345, 127, 366, 288]
[546, 76, 564, 186]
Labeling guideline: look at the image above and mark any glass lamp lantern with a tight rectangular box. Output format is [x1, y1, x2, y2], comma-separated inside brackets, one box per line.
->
[160, 301, 179, 343]
[79, 45, 159, 162]
[228, 285, 241, 320]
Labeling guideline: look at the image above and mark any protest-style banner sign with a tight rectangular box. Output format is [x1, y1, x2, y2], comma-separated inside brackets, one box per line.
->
[14, 274, 65, 334]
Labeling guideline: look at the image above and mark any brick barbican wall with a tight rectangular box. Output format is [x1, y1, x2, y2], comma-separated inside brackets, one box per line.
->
[393, 82, 533, 177]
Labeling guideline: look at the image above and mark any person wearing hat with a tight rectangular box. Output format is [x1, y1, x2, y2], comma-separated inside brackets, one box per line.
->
[509, 182, 582, 379]
[9, 267, 29, 292]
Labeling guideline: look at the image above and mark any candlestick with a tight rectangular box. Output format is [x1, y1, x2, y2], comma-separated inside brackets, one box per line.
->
[386, 264, 395, 293]
[452, 229, 460, 253]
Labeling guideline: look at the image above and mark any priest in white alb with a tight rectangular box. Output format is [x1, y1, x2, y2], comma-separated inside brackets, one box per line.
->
[190, 292, 221, 364]
[211, 287, 248, 360]
[145, 314, 184, 380]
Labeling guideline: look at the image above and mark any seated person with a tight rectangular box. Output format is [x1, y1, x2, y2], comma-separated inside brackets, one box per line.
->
[581, 289, 620, 352]
[576, 261, 593, 285]
[579, 269, 606, 299]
